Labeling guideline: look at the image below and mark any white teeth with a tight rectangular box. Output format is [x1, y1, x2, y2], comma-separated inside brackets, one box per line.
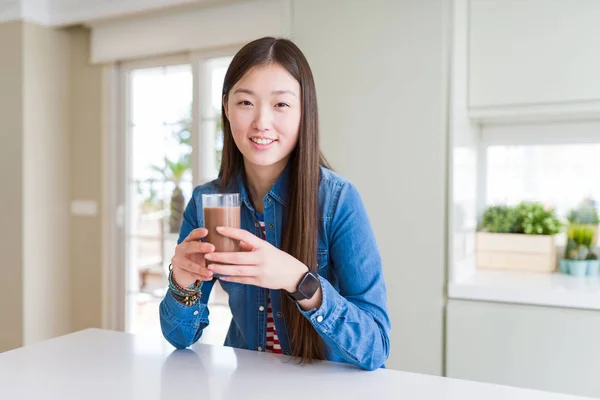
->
[251, 138, 274, 145]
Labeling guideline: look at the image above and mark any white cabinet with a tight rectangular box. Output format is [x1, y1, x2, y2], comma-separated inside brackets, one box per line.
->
[446, 299, 600, 398]
[468, 0, 600, 121]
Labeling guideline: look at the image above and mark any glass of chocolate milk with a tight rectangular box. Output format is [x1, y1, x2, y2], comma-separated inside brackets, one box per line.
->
[202, 194, 241, 260]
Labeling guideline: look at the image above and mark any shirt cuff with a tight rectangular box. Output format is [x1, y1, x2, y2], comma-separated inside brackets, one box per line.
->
[162, 289, 208, 325]
[296, 276, 342, 334]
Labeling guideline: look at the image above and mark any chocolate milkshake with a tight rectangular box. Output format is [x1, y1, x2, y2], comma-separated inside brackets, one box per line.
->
[202, 194, 241, 261]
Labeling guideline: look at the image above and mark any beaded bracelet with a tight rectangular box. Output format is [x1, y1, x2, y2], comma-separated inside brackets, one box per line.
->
[169, 272, 201, 296]
[168, 264, 202, 306]
[169, 275, 201, 306]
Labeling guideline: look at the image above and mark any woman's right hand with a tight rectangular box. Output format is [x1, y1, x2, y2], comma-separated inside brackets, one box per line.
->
[171, 228, 215, 288]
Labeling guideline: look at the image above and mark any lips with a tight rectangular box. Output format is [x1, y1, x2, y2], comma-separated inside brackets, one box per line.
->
[250, 137, 276, 145]
[249, 137, 277, 150]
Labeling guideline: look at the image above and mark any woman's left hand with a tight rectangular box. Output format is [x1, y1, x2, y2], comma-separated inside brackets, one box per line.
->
[204, 226, 308, 293]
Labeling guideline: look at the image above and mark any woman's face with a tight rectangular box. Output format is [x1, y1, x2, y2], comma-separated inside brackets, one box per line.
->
[225, 64, 301, 171]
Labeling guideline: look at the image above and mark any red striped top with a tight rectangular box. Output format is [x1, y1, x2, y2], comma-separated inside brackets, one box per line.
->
[257, 217, 283, 354]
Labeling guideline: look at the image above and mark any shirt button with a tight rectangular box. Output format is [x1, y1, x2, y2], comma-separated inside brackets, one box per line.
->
[269, 223, 274, 229]
[316, 315, 324, 323]
[266, 197, 271, 202]
[276, 312, 282, 317]
[258, 346, 263, 351]
[259, 306, 265, 312]
[193, 310, 199, 316]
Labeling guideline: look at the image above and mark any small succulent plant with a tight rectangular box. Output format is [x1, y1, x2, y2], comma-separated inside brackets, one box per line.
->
[565, 225, 596, 261]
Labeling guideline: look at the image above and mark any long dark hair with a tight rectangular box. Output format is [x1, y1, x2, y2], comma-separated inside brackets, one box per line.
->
[219, 37, 330, 362]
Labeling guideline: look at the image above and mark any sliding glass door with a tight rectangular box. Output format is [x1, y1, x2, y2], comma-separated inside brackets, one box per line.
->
[118, 51, 234, 341]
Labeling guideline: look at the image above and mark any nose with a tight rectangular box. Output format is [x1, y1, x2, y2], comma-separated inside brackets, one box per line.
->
[252, 105, 272, 132]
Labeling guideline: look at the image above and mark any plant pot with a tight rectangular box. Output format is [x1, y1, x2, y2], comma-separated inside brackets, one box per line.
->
[559, 258, 569, 274]
[587, 260, 600, 277]
[567, 260, 588, 277]
[476, 232, 557, 273]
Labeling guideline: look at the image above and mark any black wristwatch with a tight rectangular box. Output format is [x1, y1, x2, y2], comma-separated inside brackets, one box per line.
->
[287, 271, 321, 301]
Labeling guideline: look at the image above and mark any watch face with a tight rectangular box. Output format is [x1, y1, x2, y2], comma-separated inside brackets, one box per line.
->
[299, 272, 320, 299]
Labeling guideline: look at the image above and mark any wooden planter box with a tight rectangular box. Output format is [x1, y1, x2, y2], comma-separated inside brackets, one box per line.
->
[476, 232, 557, 273]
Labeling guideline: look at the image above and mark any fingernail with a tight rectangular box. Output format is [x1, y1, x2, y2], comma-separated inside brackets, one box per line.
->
[216, 226, 224, 232]
[207, 265, 214, 270]
[205, 254, 212, 260]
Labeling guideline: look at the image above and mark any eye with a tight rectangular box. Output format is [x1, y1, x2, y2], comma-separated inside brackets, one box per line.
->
[275, 102, 290, 108]
[238, 100, 253, 106]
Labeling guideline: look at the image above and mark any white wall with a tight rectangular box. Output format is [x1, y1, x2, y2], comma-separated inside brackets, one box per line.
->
[449, 0, 479, 282]
[70, 27, 104, 332]
[22, 21, 72, 345]
[89, 0, 291, 63]
[0, 20, 72, 350]
[0, 21, 24, 352]
[0, 0, 21, 23]
[292, 0, 450, 375]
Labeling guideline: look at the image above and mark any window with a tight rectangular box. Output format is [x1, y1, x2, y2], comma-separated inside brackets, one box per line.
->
[486, 144, 600, 219]
[118, 53, 236, 340]
[126, 62, 194, 336]
[481, 121, 600, 247]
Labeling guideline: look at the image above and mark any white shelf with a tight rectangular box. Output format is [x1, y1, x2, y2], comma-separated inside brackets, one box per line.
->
[448, 269, 600, 311]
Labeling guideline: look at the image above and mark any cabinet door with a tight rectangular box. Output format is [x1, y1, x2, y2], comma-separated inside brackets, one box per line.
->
[447, 299, 600, 398]
[468, 0, 600, 109]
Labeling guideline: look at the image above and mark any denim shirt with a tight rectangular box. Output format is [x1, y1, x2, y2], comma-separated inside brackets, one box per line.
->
[159, 166, 391, 371]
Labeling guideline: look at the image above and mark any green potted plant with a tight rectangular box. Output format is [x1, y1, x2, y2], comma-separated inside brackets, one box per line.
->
[151, 155, 190, 234]
[566, 198, 599, 243]
[563, 225, 598, 276]
[477, 201, 562, 272]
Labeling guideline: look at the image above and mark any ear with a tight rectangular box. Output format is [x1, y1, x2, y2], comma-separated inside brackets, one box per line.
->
[223, 95, 229, 120]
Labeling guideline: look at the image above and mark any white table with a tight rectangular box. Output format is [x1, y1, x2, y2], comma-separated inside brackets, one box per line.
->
[0, 329, 592, 399]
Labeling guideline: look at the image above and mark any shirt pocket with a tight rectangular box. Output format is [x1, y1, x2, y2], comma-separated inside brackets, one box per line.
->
[219, 279, 246, 294]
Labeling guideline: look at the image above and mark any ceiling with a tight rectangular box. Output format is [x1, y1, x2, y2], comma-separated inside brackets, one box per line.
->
[0, 0, 237, 26]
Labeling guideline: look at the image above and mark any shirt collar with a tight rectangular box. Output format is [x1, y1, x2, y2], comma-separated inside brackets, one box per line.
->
[236, 161, 291, 210]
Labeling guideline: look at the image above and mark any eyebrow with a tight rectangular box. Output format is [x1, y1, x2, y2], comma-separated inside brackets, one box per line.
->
[233, 88, 297, 97]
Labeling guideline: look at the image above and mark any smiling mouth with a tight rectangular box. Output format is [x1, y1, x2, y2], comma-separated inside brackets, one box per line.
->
[250, 137, 277, 145]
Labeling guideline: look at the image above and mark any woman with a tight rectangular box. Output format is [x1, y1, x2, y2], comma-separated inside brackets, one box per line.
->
[159, 37, 391, 371]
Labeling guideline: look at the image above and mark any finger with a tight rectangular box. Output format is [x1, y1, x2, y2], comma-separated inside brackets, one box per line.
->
[180, 241, 215, 255]
[239, 241, 254, 252]
[216, 227, 264, 248]
[185, 269, 213, 282]
[189, 272, 213, 282]
[173, 268, 213, 284]
[207, 264, 258, 277]
[184, 228, 209, 242]
[173, 257, 213, 278]
[205, 251, 259, 265]
[219, 275, 256, 285]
